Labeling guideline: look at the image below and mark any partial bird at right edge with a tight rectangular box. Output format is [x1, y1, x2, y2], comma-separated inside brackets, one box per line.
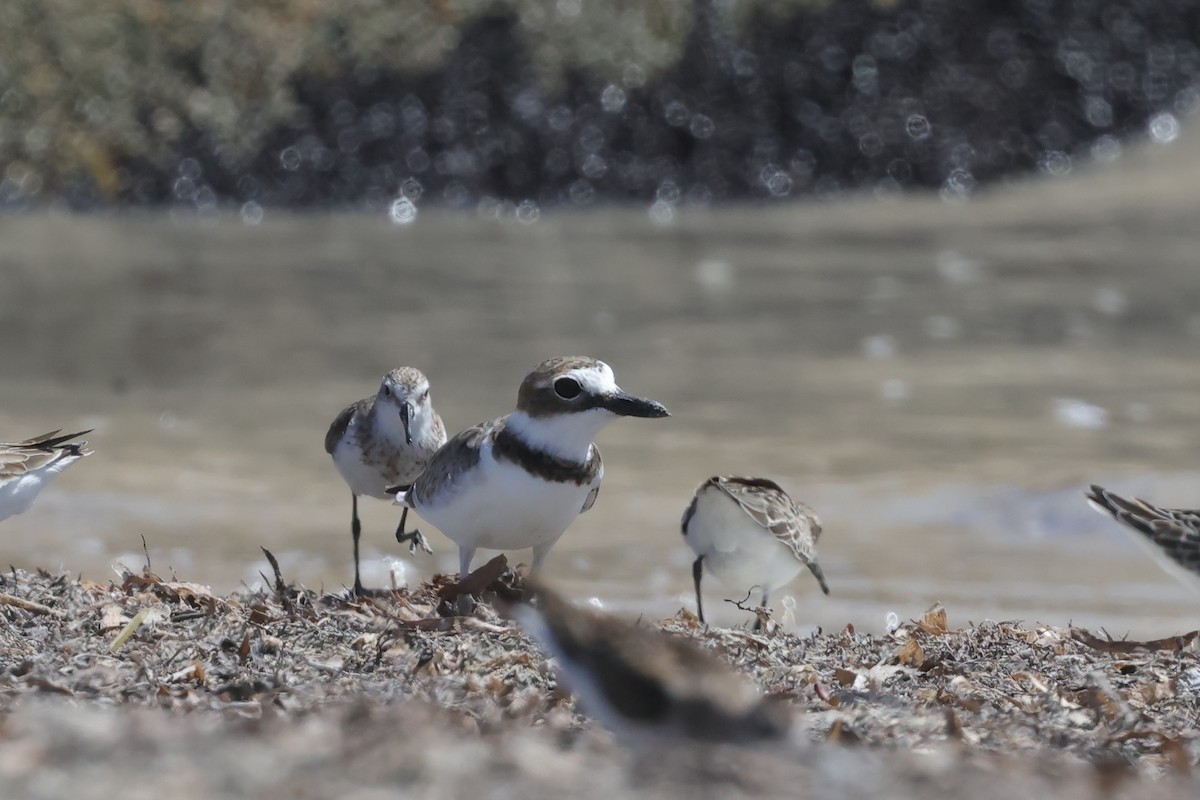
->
[1086, 484, 1200, 590]
[0, 430, 93, 523]
[682, 475, 830, 630]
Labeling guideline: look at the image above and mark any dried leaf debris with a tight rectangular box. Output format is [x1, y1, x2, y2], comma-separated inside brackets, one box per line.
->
[0, 568, 1198, 798]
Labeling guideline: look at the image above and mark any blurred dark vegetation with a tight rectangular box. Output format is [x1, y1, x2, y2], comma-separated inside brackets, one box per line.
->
[1, 0, 1197, 212]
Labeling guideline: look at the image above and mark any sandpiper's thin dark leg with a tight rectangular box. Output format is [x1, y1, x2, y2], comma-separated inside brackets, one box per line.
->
[351, 493, 365, 596]
[394, 506, 410, 542]
[692, 556, 705, 623]
[393, 505, 432, 554]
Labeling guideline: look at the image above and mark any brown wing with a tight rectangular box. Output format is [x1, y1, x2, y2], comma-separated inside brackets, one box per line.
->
[324, 398, 371, 455]
[409, 416, 503, 507]
[1087, 485, 1200, 577]
[0, 430, 92, 478]
[713, 476, 830, 593]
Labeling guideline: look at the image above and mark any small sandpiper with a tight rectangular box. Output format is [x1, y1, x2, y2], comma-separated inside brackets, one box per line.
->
[1086, 484, 1200, 589]
[505, 579, 791, 743]
[393, 356, 669, 576]
[681, 475, 830, 629]
[325, 367, 446, 595]
[0, 429, 93, 523]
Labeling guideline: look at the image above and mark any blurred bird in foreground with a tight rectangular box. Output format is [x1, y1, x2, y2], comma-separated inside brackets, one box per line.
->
[504, 579, 792, 744]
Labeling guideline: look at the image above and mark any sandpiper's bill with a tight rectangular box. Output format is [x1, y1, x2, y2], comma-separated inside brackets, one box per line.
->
[1086, 484, 1200, 590]
[0, 430, 93, 523]
[394, 356, 668, 576]
[505, 579, 791, 743]
[326, 367, 446, 595]
[681, 475, 830, 629]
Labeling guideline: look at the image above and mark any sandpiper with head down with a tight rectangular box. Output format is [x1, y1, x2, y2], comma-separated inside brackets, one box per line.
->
[393, 356, 669, 576]
[682, 475, 830, 629]
[0, 429, 93, 523]
[1086, 484, 1200, 591]
[326, 367, 446, 595]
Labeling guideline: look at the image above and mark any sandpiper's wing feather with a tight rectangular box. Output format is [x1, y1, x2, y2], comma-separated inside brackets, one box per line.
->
[580, 484, 601, 514]
[14, 430, 63, 447]
[713, 476, 830, 594]
[324, 398, 371, 455]
[409, 416, 504, 507]
[679, 490, 700, 533]
[579, 444, 603, 513]
[1087, 485, 1200, 577]
[0, 430, 93, 479]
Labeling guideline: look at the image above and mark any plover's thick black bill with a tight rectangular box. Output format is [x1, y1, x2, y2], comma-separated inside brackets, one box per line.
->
[326, 367, 446, 596]
[504, 579, 791, 744]
[0, 429, 93, 523]
[394, 356, 669, 577]
[682, 475, 829, 630]
[599, 392, 671, 418]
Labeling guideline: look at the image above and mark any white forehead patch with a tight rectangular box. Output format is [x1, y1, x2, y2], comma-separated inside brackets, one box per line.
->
[568, 361, 618, 395]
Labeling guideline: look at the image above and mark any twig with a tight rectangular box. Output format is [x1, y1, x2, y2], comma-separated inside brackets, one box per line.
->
[724, 588, 758, 613]
[1070, 626, 1199, 654]
[141, 534, 152, 573]
[0, 591, 63, 617]
[110, 608, 150, 652]
[260, 547, 293, 613]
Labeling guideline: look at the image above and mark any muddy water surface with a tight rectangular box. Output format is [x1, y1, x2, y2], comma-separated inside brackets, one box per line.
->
[3, 128, 1200, 635]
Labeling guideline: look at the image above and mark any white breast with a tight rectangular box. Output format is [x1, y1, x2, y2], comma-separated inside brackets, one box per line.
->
[331, 420, 429, 500]
[415, 454, 593, 551]
[331, 438, 387, 498]
[0, 458, 83, 521]
[684, 488, 804, 594]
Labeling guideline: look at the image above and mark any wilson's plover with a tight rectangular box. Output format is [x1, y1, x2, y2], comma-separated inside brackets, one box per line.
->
[681, 475, 830, 628]
[393, 356, 668, 575]
[0, 429, 93, 523]
[326, 367, 446, 595]
[1086, 484, 1200, 590]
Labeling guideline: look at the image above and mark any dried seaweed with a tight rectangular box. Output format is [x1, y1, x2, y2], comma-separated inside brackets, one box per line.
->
[0, 567, 1198, 798]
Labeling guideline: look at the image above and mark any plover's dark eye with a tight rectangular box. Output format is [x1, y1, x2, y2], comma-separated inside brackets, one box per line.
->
[554, 377, 582, 399]
[382, 385, 392, 398]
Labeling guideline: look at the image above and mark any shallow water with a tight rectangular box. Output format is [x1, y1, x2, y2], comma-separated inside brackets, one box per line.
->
[3, 127, 1200, 636]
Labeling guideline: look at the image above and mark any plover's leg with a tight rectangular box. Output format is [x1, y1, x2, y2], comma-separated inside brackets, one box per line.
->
[752, 589, 770, 632]
[458, 546, 476, 578]
[393, 506, 433, 555]
[692, 556, 706, 623]
[531, 542, 554, 574]
[453, 545, 480, 615]
[351, 493, 366, 596]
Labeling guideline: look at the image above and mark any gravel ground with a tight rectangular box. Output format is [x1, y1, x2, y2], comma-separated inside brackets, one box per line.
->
[1, 565, 1198, 798]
